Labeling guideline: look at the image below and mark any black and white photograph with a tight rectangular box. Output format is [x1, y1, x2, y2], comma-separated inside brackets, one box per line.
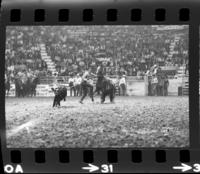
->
[5, 25, 189, 148]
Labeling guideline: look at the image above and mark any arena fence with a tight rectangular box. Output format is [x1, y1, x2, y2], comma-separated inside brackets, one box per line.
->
[6, 75, 197, 97]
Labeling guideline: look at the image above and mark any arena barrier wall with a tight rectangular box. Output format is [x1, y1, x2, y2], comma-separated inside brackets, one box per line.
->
[126, 76, 145, 96]
[6, 76, 187, 97]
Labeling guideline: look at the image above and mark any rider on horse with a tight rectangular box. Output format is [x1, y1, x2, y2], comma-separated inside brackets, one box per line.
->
[96, 64, 104, 80]
[95, 63, 106, 93]
[95, 63, 116, 103]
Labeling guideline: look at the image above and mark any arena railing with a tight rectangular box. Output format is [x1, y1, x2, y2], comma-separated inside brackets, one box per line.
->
[38, 75, 176, 85]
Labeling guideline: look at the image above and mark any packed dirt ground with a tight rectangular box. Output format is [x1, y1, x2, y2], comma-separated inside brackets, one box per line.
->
[6, 96, 189, 148]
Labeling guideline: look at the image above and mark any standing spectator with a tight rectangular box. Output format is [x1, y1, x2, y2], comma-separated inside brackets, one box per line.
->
[115, 76, 120, 96]
[156, 74, 164, 96]
[151, 74, 158, 96]
[164, 75, 169, 96]
[146, 70, 152, 96]
[119, 75, 127, 96]
[74, 73, 82, 96]
[68, 74, 76, 96]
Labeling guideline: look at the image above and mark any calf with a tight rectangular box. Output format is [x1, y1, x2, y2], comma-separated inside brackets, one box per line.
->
[51, 87, 67, 107]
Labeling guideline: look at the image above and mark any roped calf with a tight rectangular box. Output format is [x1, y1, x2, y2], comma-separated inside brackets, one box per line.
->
[51, 87, 67, 107]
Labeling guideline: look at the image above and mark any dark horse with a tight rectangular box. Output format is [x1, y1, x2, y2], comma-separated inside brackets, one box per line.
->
[95, 76, 116, 103]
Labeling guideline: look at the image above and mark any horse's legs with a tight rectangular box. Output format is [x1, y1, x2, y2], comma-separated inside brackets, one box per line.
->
[89, 86, 94, 102]
[18, 89, 21, 97]
[94, 86, 102, 97]
[109, 88, 115, 103]
[34, 88, 37, 96]
[21, 89, 24, 97]
[53, 98, 56, 107]
[109, 93, 113, 102]
[32, 89, 34, 97]
[31, 89, 33, 97]
[101, 93, 106, 103]
[22, 86, 25, 97]
[32, 88, 35, 97]
[20, 90, 22, 97]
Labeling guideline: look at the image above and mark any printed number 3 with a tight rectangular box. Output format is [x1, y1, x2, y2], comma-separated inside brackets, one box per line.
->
[101, 164, 113, 173]
[193, 164, 200, 173]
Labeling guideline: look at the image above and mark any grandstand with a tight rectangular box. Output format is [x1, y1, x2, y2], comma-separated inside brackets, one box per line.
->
[6, 26, 188, 76]
[5, 26, 189, 97]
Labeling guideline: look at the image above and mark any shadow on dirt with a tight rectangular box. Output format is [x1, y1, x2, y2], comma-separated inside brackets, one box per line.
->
[53, 106, 77, 109]
[94, 102, 115, 105]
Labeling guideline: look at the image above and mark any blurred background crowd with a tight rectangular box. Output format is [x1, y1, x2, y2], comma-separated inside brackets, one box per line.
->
[5, 25, 188, 84]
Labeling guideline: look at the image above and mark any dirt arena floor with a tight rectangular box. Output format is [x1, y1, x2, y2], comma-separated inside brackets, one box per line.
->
[6, 96, 189, 148]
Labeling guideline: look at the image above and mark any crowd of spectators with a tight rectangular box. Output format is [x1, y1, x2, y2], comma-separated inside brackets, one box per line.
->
[6, 27, 48, 82]
[6, 26, 188, 80]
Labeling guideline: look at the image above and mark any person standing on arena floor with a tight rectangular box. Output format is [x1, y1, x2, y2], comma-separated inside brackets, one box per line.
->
[163, 74, 169, 96]
[119, 75, 127, 96]
[68, 74, 76, 96]
[21, 70, 28, 97]
[74, 73, 82, 96]
[88, 77, 94, 97]
[79, 68, 95, 104]
[145, 70, 152, 96]
[151, 74, 158, 96]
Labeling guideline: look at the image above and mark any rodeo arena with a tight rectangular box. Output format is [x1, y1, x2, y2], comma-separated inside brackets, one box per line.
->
[5, 25, 190, 148]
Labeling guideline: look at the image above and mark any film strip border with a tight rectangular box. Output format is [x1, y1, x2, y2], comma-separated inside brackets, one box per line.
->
[8, 149, 192, 164]
[2, 0, 200, 25]
[3, 149, 200, 173]
[8, 8, 190, 23]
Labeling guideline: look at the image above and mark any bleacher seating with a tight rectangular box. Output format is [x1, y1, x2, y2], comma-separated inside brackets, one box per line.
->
[6, 26, 188, 83]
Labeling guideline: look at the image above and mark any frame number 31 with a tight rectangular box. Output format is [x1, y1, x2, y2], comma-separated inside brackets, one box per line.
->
[101, 164, 113, 173]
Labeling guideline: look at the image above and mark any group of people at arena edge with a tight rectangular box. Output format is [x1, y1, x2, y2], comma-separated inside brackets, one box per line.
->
[67, 70, 127, 98]
[5, 69, 39, 97]
[5, 62, 170, 106]
[146, 64, 169, 96]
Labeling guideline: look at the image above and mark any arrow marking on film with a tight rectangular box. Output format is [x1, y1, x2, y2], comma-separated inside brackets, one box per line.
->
[172, 163, 192, 172]
[82, 164, 99, 173]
